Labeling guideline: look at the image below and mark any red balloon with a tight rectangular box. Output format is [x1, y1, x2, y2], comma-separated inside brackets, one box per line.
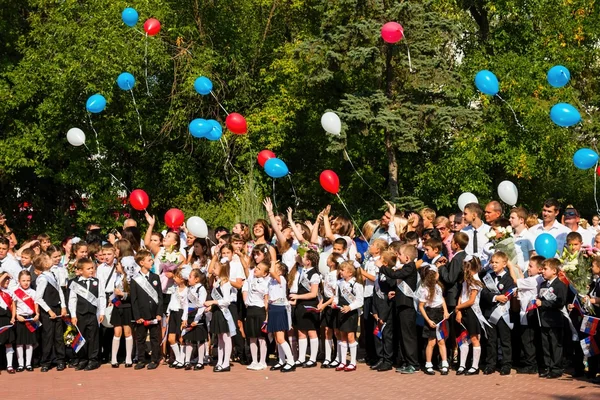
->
[129, 189, 150, 211]
[144, 18, 161, 36]
[164, 208, 184, 229]
[257, 150, 276, 167]
[381, 22, 404, 44]
[225, 113, 247, 134]
[320, 170, 340, 194]
[597, 165, 600, 176]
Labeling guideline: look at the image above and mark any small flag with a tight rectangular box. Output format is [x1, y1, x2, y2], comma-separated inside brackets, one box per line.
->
[373, 324, 382, 339]
[526, 299, 538, 313]
[572, 297, 584, 316]
[71, 332, 86, 353]
[0, 324, 13, 335]
[436, 318, 450, 341]
[580, 336, 600, 357]
[261, 321, 268, 334]
[181, 326, 193, 336]
[581, 315, 600, 335]
[24, 318, 42, 333]
[62, 316, 73, 326]
[303, 305, 320, 313]
[143, 319, 159, 326]
[110, 294, 121, 308]
[456, 329, 471, 347]
[504, 287, 517, 300]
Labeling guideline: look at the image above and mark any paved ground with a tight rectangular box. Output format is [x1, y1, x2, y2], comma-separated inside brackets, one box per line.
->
[2, 363, 599, 400]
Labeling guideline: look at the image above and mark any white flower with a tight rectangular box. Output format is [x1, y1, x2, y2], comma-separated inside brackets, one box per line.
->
[165, 251, 179, 263]
[506, 226, 513, 234]
[485, 231, 497, 239]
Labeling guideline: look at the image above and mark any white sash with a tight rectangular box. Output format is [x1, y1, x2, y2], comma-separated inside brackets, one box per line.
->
[40, 272, 60, 292]
[69, 282, 98, 307]
[341, 284, 356, 304]
[299, 270, 311, 291]
[397, 280, 419, 311]
[211, 286, 237, 336]
[540, 287, 557, 301]
[483, 274, 500, 294]
[133, 275, 159, 305]
[489, 303, 513, 329]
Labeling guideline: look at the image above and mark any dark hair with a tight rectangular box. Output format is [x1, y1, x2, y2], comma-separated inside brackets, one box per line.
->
[251, 244, 272, 268]
[190, 238, 210, 266]
[121, 227, 141, 253]
[452, 232, 468, 250]
[491, 218, 510, 229]
[333, 237, 348, 250]
[542, 258, 561, 272]
[21, 248, 35, 258]
[252, 219, 271, 242]
[566, 231, 583, 243]
[18, 270, 31, 279]
[464, 203, 483, 219]
[75, 258, 94, 270]
[530, 255, 545, 266]
[188, 269, 208, 290]
[423, 238, 443, 253]
[304, 249, 319, 267]
[0, 237, 9, 247]
[543, 198, 561, 211]
[166, 230, 181, 250]
[234, 223, 251, 242]
[404, 231, 419, 243]
[45, 245, 60, 256]
[215, 226, 229, 235]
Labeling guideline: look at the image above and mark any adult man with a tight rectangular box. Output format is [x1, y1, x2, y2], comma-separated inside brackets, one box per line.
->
[449, 212, 465, 233]
[461, 203, 491, 261]
[484, 201, 503, 224]
[562, 206, 594, 246]
[530, 199, 570, 254]
[123, 218, 138, 229]
[509, 207, 535, 274]
[370, 202, 399, 244]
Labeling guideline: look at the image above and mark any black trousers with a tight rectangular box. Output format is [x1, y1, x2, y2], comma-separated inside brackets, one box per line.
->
[520, 320, 541, 369]
[40, 307, 65, 366]
[363, 297, 377, 362]
[136, 323, 161, 363]
[541, 326, 563, 374]
[485, 318, 512, 369]
[445, 305, 456, 356]
[373, 295, 394, 364]
[395, 305, 418, 367]
[229, 302, 246, 361]
[78, 313, 99, 362]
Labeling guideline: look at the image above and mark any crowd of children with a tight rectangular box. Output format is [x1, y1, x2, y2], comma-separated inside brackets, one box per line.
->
[0, 198, 599, 383]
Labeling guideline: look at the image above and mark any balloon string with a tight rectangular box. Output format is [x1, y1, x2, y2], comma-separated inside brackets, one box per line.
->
[496, 94, 526, 131]
[210, 91, 230, 116]
[335, 193, 366, 242]
[219, 135, 244, 185]
[129, 87, 146, 147]
[144, 33, 151, 97]
[287, 174, 299, 207]
[343, 148, 387, 203]
[86, 112, 101, 157]
[405, 42, 414, 73]
[272, 179, 277, 213]
[595, 161, 600, 217]
[83, 144, 130, 193]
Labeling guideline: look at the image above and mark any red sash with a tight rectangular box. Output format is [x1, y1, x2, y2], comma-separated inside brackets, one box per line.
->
[0, 290, 12, 309]
[14, 288, 35, 314]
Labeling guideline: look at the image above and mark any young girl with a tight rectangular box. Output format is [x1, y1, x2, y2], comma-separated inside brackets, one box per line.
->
[264, 198, 298, 271]
[245, 244, 272, 280]
[333, 261, 364, 372]
[183, 269, 209, 370]
[319, 252, 342, 368]
[109, 258, 134, 368]
[166, 268, 189, 369]
[418, 265, 450, 375]
[248, 219, 277, 262]
[11, 270, 38, 372]
[242, 261, 269, 370]
[0, 273, 15, 373]
[188, 238, 210, 273]
[204, 260, 236, 372]
[67, 240, 88, 279]
[267, 261, 295, 372]
[455, 257, 485, 375]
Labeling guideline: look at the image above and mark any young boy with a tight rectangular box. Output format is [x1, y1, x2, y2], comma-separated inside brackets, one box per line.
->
[68, 258, 105, 371]
[34, 253, 68, 372]
[37, 234, 52, 252]
[422, 238, 443, 266]
[379, 244, 419, 374]
[87, 242, 103, 268]
[420, 208, 436, 231]
[131, 249, 163, 370]
[537, 258, 567, 379]
[0, 237, 21, 291]
[370, 250, 397, 372]
[96, 243, 117, 364]
[19, 248, 35, 270]
[480, 251, 516, 375]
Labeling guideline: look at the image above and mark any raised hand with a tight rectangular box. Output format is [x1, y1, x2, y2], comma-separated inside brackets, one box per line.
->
[263, 197, 273, 214]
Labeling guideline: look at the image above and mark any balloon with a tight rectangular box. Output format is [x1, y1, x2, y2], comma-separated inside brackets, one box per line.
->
[121, 7, 139, 27]
[225, 113, 247, 134]
[189, 119, 211, 138]
[205, 119, 223, 141]
[497, 180, 518, 206]
[66, 128, 86, 147]
[187, 216, 208, 238]
[264, 158, 289, 179]
[321, 112, 341, 135]
[573, 148, 599, 170]
[86, 94, 106, 113]
[117, 72, 135, 90]
[474, 70, 499, 96]
[457, 192, 478, 212]
[164, 208, 185, 229]
[129, 189, 149, 211]
[596, 165, 600, 176]
[143, 18, 161, 36]
[257, 150, 276, 168]
[320, 170, 340, 194]
[534, 233, 557, 259]
[194, 76, 213, 96]
[550, 103, 581, 127]
[547, 65, 570, 88]
[381, 22, 404, 44]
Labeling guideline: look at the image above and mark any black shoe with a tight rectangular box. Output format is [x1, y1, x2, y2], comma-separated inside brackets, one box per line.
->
[376, 362, 392, 372]
[214, 365, 230, 372]
[68, 360, 80, 368]
[124, 363, 133, 368]
[26, 366, 33, 372]
[16, 366, 24, 373]
[547, 372, 562, 379]
[40, 366, 49, 373]
[56, 364, 65, 371]
[321, 361, 331, 369]
[134, 363, 147, 370]
[456, 367, 466, 376]
[184, 363, 192, 371]
[147, 362, 158, 370]
[75, 363, 87, 371]
[483, 367, 495, 375]
[194, 364, 204, 371]
[370, 360, 384, 370]
[303, 360, 317, 368]
[500, 367, 511, 376]
[424, 367, 435, 375]
[111, 363, 119, 368]
[466, 368, 480, 376]
[440, 367, 449, 376]
[270, 363, 284, 371]
[357, 357, 367, 364]
[539, 369, 550, 378]
[281, 363, 296, 373]
[84, 362, 99, 371]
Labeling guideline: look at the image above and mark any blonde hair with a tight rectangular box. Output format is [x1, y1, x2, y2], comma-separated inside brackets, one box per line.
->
[339, 261, 363, 285]
[362, 220, 379, 242]
[371, 238, 389, 253]
[420, 208, 436, 222]
[391, 216, 408, 239]
[526, 213, 538, 229]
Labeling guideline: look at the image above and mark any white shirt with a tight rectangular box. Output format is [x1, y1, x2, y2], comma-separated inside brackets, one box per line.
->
[461, 223, 491, 259]
[35, 271, 66, 312]
[334, 277, 364, 310]
[281, 243, 299, 271]
[167, 286, 189, 321]
[513, 228, 535, 273]
[68, 277, 106, 317]
[13, 287, 36, 315]
[417, 285, 444, 308]
[531, 220, 570, 253]
[516, 274, 545, 325]
[575, 226, 594, 247]
[460, 274, 483, 304]
[188, 284, 207, 323]
[268, 276, 287, 303]
[212, 279, 232, 310]
[96, 262, 117, 294]
[0, 254, 22, 291]
[242, 276, 268, 308]
[363, 255, 379, 298]
[229, 257, 246, 302]
[322, 270, 339, 299]
[50, 265, 68, 287]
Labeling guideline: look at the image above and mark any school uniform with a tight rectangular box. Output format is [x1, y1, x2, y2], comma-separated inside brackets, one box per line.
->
[0, 254, 22, 291]
[439, 249, 466, 348]
[209, 279, 235, 335]
[321, 270, 340, 330]
[267, 276, 290, 333]
[242, 275, 268, 338]
[131, 271, 163, 365]
[372, 267, 396, 368]
[293, 267, 321, 332]
[68, 276, 106, 369]
[166, 286, 189, 337]
[35, 271, 67, 369]
[97, 262, 117, 363]
[0, 288, 15, 345]
[185, 284, 208, 344]
[516, 274, 545, 372]
[361, 256, 378, 363]
[417, 284, 445, 339]
[229, 257, 247, 362]
[537, 277, 567, 376]
[458, 275, 484, 337]
[335, 278, 364, 332]
[109, 274, 133, 327]
[586, 276, 600, 378]
[13, 287, 38, 345]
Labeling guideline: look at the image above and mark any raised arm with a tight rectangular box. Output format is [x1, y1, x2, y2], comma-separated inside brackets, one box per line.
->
[322, 205, 336, 242]
[143, 212, 160, 256]
[310, 213, 323, 245]
[263, 197, 287, 252]
[287, 207, 307, 244]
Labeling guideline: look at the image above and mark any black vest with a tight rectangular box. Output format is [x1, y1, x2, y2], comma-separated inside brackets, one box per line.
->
[74, 278, 99, 315]
[338, 281, 356, 307]
[42, 276, 61, 307]
[297, 268, 318, 296]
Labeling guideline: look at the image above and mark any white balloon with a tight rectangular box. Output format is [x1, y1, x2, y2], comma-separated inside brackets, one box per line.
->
[457, 192, 478, 212]
[321, 112, 341, 135]
[67, 128, 86, 147]
[497, 180, 518, 206]
[187, 216, 208, 238]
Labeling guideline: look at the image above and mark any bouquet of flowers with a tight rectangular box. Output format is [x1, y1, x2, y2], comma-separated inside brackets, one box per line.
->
[557, 244, 592, 296]
[297, 241, 318, 258]
[485, 226, 518, 266]
[159, 246, 182, 272]
[63, 323, 77, 346]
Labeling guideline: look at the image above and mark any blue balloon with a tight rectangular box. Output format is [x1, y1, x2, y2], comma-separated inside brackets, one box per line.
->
[264, 158, 289, 179]
[121, 8, 139, 27]
[550, 103, 581, 127]
[117, 72, 136, 91]
[534, 233, 557, 259]
[547, 65, 570, 88]
[205, 119, 222, 141]
[86, 94, 106, 113]
[189, 119, 211, 138]
[474, 70, 499, 96]
[194, 77, 213, 96]
[573, 148, 599, 170]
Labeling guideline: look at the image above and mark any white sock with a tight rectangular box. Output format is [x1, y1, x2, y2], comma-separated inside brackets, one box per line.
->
[472, 347, 481, 369]
[309, 337, 319, 362]
[5, 345, 14, 368]
[277, 344, 285, 365]
[25, 345, 33, 367]
[217, 336, 224, 366]
[441, 360, 449, 367]
[197, 344, 205, 365]
[349, 342, 357, 365]
[298, 338, 308, 363]
[425, 361, 433, 368]
[325, 339, 333, 362]
[125, 336, 133, 364]
[259, 338, 267, 365]
[185, 344, 193, 363]
[340, 341, 348, 365]
[222, 333, 232, 368]
[205, 342, 210, 356]
[335, 340, 342, 363]
[459, 343, 469, 368]
[111, 336, 120, 364]
[290, 336, 298, 359]
[170, 344, 181, 365]
[280, 341, 294, 364]
[250, 338, 258, 364]
[16, 345, 24, 367]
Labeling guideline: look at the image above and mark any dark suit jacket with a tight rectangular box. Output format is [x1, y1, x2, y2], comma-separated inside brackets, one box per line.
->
[480, 268, 516, 319]
[379, 261, 418, 308]
[28, 266, 38, 290]
[538, 278, 567, 328]
[439, 251, 466, 308]
[131, 272, 163, 320]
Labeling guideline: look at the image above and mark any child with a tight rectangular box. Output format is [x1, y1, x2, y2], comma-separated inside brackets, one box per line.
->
[454, 256, 485, 375]
[242, 261, 269, 370]
[536, 258, 568, 379]
[418, 265, 450, 375]
[480, 251, 516, 375]
[422, 238, 443, 266]
[131, 249, 164, 370]
[47, 245, 67, 294]
[68, 258, 106, 371]
[166, 268, 189, 369]
[188, 238, 210, 273]
[67, 240, 88, 279]
[11, 270, 38, 372]
[109, 258, 134, 368]
[37, 234, 52, 253]
[267, 261, 295, 372]
[97, 243, 117, 364]
[0, 273, 15, 373]
[289, 249, 321, 368]
[583, 256, 600, 380]
[34, 252, 67, 372]
[319, 252, 343, 368]
[228, 234, 248, 365]
[333, 261, 364, 371]
[183, 269, 209, 370]
[19, 248, 35, 270]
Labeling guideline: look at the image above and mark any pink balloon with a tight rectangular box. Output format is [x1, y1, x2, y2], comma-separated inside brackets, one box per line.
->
[381, 22, 404, 44]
